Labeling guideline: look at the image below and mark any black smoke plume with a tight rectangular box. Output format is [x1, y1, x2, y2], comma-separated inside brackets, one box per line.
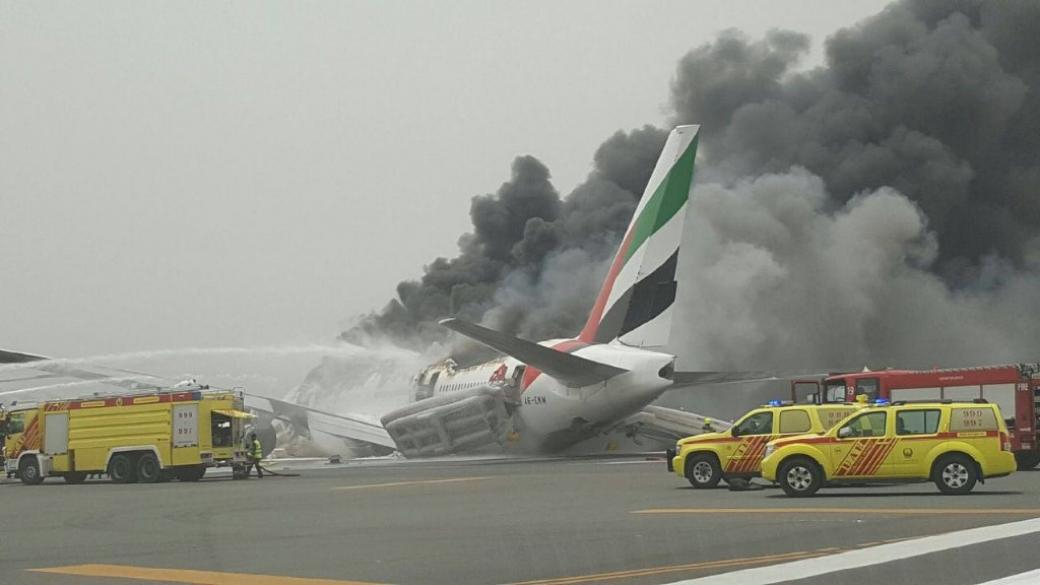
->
[343, 0, 1040, 370]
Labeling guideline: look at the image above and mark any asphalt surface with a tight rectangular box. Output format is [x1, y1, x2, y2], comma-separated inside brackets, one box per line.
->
[2, 456, 1040, 585]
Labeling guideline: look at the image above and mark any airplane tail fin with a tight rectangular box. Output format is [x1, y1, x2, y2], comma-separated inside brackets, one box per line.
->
[578, 125, 700, 348]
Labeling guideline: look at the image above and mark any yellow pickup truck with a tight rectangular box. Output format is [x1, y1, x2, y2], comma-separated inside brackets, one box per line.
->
[668, 401, 860, 488]
[760, 400, 1017, 496]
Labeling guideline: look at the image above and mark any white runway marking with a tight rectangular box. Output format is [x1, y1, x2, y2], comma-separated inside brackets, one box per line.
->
[976, 569, 1040, 584]
[663, 517, 1040, 585]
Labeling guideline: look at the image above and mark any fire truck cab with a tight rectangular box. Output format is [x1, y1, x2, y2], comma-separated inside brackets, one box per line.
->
[792, 364, 1040, 470]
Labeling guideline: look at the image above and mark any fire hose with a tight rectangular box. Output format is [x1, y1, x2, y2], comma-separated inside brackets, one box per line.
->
[232, 459, 301, 479]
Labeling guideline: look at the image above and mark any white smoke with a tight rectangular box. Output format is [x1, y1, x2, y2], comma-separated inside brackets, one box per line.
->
[673, 168, 1040, 371]
[286, 338, 436, 417]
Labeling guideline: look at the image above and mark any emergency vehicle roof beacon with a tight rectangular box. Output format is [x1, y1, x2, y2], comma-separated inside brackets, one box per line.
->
[760, 401, 1017, 496]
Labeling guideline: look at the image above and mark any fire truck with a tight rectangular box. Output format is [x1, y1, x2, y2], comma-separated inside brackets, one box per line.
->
[0, 387, 252, 484]
[790, 363, 1040, 470]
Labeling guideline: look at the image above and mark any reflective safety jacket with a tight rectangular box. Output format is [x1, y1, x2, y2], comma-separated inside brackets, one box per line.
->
[251, 439, 263, 460]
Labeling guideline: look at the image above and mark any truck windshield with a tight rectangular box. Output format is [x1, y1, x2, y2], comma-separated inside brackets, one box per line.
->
[856, 378, 880, 401]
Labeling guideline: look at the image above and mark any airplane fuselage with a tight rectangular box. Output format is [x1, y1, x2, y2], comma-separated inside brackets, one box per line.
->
[413, 339, 676, 452]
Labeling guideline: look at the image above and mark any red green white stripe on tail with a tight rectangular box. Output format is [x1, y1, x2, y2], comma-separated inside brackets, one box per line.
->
[579, 125, 700, 348]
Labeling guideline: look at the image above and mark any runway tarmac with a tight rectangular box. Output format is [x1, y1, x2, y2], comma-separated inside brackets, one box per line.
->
[3, 456, 1040, 585]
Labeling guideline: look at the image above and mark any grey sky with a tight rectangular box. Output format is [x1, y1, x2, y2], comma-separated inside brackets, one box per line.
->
[1, 1, 890, 357]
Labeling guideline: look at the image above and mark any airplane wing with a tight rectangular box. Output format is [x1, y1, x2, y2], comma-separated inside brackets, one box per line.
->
[671, 371, 783, 387]
[244, 392, 395, 450]
[671, 370, 831, 388]
[0, 348, 48, 363]
[439, 318, 628, 387]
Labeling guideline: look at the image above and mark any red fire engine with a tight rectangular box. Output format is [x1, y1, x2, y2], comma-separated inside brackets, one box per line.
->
[792, 363, 1040, 470]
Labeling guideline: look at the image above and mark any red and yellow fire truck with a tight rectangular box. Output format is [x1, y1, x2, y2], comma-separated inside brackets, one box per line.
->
[1, 388, 251, 484]
[792, 364, 1040, 470]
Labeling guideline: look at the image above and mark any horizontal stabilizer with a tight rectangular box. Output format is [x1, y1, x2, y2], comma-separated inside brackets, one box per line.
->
[440, 318, 627, 387]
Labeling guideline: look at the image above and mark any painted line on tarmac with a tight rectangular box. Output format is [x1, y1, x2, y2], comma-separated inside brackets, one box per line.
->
[977, 568, 1040, 584]
[631, 507, 1040, 516]
[503, 549, 828, 585]
[330, 475, 493, 491]
[29, 564, 383, 585]
[660, 517, 1040, 585]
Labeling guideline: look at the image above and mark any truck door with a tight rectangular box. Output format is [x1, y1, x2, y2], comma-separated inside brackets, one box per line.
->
[173, 405, 199, 446]
[43, 413, 68, 455]
[725, 410, 774, 474]
[790, 381, 821, 404]
[172, 404, 199, 466]
[891, 408, 941, 477]
[831, 411, 895, 478]
[823, 378, 847, 403]
[1009, 380, 1035, 452]
[1033, 381, 1040, 451]
[2, 412, 26, 460]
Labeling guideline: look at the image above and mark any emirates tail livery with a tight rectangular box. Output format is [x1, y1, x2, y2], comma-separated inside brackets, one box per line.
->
[0, 125, 775, 458]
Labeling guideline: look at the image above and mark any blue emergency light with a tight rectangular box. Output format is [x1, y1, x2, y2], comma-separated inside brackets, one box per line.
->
[873, 398, 890, 405]
[767, 399, 783, 407]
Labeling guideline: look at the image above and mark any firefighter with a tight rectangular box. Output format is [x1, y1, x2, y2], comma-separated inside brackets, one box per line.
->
[247, 432, 264, 479]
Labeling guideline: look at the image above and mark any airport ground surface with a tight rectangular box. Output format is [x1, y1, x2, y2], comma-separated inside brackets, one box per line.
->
[3, 456, 1040, 585]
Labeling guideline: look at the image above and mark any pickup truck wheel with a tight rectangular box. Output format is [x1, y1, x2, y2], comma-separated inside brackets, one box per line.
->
[136, 453, 162, 483]
[109, 454, 137, 484]
[63, 472, 88, 484]
[934, 454, 977, 495]
[19, 457, 44, 485]
[685, 453, 722, 489]
[778, 457, 822, 497]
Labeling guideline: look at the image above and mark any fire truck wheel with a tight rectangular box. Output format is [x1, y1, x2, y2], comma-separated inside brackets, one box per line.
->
[933, 453, 978, 495]
[778, 457, 822, 497]
[685, 453, 722, 489]
[109, 454, 137, 484]
[137, 453, 161, 483]
[18, 457, 44, 486]
[1015, 452, 1040, 470]
[63, 472, 88, 484]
